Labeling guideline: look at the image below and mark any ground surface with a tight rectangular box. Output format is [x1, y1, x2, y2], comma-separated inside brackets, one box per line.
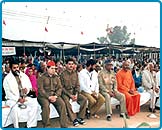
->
[7, 102, 160, 128]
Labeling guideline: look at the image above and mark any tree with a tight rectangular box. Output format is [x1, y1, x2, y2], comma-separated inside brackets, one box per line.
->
[97, 25, 133, 45]
[97, 37, 108, 44]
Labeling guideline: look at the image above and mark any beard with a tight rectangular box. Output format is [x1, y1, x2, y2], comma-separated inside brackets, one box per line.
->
[12, 70, 20, 76]
[89, 67, 94, 72]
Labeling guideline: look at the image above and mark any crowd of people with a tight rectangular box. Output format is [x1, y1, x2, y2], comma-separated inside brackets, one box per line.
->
[2, 55, 160, 128]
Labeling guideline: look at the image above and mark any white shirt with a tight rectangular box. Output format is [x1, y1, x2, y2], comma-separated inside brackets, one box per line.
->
[79, 68, 99, 94]
[3, 71, 32, 102]
[156, 71, 160, 87]
[142, 69, 155, 90]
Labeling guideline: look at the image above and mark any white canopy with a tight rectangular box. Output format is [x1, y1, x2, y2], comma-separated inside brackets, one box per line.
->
[2, 2, 160, 48]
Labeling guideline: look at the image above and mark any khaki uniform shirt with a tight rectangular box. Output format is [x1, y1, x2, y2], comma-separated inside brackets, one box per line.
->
[37, 72, 62, 99]
[98, 69, 117, 93]
[60, 70, 80, 97]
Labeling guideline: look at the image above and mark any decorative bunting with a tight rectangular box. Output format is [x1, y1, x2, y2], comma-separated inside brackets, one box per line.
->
[3, 20, 6, 26]
[45, 27, 48, 32]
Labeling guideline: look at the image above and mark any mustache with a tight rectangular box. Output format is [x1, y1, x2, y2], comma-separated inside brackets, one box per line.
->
[15, 70, 20, 75]
[12, 70, 20, 76]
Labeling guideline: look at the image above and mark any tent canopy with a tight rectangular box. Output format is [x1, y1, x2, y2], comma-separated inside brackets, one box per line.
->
[2, 2, 160, 48]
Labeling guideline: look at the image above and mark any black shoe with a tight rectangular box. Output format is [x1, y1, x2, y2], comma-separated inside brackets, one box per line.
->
[149, 107, 156, 113]
[73, 119, 79, 127]
[77, 118, 86, 125]
[85, 108, 91, 119]
[106, 115, 112, 121]
[155, 106, 160, 110]
[120, 114, 130, 119]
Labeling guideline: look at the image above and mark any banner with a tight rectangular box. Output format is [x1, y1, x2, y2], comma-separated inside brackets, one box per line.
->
[2, 47, 16, 56]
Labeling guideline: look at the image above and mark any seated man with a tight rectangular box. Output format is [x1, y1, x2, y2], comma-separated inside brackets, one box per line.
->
[37, 61, 68, 128]
[116, 60, 140, 116]
[98, 59, 129, 121]
[3, 60, 38, 128]
[60, 57, 87, 127]
[79, 59, 105, 118]
[142, 62, 160, 112]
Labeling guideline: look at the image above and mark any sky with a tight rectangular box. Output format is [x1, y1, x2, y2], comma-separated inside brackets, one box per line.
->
[2, 2, 160, 48]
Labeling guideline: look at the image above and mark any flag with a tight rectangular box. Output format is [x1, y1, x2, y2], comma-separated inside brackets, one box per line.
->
[45, 27, 48, 32]
[3, 20, 6, 26]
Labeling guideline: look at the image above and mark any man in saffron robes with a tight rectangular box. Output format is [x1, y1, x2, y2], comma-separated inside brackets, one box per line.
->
[116, 60, 140, 116]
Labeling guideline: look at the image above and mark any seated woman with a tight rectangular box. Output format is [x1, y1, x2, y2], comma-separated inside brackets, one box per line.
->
[28, 67, 38, 97]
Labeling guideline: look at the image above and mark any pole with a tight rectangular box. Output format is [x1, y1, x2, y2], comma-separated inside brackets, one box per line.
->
[121, 43, 123, 60]
[93, 43, 96, 59]
[78, 44, 80, 62]
[109, 43, 111, 58]
[23, 41, 25, 56]
[61, 43, 64, 63]
[43, 42, 46, 57]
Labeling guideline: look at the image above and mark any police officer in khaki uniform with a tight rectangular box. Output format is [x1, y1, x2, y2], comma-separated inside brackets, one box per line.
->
[60, 57, 87, 127]
[98, 59, 129, 121]
[37, 61, 68, 128]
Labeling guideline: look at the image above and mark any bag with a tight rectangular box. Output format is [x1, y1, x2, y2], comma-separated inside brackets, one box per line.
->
[27, 90, 37, 98]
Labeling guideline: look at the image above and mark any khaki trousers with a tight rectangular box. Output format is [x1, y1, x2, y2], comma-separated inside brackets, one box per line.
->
[81, 91, 105, 115]
[62, 93, 87, 121]
[37, 97, 68, 128]
[101, 91, 127, 115]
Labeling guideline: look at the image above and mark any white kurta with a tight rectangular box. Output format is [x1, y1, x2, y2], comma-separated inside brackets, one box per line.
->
[3, 71, 39, 128]
[142, 69, 159, 109]
[155, 71, 160, 107]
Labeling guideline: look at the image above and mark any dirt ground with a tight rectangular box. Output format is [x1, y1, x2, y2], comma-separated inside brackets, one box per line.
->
[7, 102, 160, 128]
[46, 102, 160, 128]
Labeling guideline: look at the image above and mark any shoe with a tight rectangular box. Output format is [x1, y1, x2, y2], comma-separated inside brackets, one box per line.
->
[155, 106, 160, 110]
[106, 115, 112, 121]
[73, 119, 79, 127]
[77, 118, 86, 125]
[149, 107, 156, 113]
[85, 108, 91, 119]
[120, 114, 130, 119]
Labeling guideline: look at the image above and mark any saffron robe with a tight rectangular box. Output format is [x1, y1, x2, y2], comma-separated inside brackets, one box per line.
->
[116, 69, 140, 116]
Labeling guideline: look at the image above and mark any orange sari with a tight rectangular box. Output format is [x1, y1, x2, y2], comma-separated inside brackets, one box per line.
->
[116, 69, 140, 116]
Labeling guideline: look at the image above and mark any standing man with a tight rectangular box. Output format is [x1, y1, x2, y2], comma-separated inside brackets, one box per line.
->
[142, 63, 160, 112]
[37, 61, 68, 128]
[116, 60, 140, 116]
[3, 60, 38, 128]
[98, 59, 129, 121]
[60, 57, 87, 127]
[79, 59, 105, 118]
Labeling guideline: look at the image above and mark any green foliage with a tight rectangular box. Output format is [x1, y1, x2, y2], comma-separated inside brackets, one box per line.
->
[97, 25, 133, 45]
[97, 37, 108, 44]
[130, 38, 135, 45]
[109, 25, 130, 44]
